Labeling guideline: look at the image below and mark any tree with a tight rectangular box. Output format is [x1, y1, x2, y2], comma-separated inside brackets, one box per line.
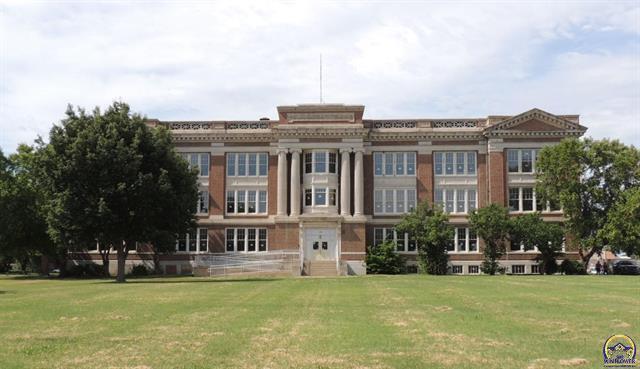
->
[469, 204, 510, 275]
[536, 138, 640, 264]
[365, 241, 406, 274]
[37, 102, 198, 282]
[0, 146, 54, 273]
[396, 200, 453, 275]
[510, 213, 564, 274]
[602, 187, 640, 257]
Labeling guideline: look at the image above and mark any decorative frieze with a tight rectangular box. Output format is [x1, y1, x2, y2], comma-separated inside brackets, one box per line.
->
[167, 122, 212, 130]
[372, 121, 417, 129]
[432, 120, 478, 128]
[226, 122, 269, 130]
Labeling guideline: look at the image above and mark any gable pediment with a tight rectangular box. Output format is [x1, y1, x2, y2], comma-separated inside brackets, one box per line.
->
[484, 108, 586, 137]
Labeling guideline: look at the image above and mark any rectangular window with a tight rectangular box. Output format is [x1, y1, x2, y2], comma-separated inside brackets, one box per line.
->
[188, 229, 197, 252]
[236, 229, 245, 251]
[198, 191, 209, 214]
[258, 191, 267, 213]
[247, 191, 256, 213]
[521, 150, 533, 173]
[247, 229, 256, 252]
[445, 153, 454, 175]
[190, 154, 198, 174]
[467, 189, 476, 212]
[531, 264, 540, 274]
[200, 154, 209, 177]
[238, 154, 246, 176]
[258, 229, 267, 251]
[507, 150, 519, 173]
[457, 228, 467, 252]
[315, 188, 326, 205]
[435, 188, 444, 208]
[314, 152, 326, 173]
[396, 232, 406, 252]
[237, 191, 246, 213]
[258, 154, 268, 176]
[199, 228, 208, 252]
[374, 228, 384, 246]
[305, 152, 312, 174]
[522, 188, 534, 211]
[248, 154, 257, 176]
[396, 190, 405, 213]
[456, 189, 466, 213]
[385, 189, 394, 213]
[509, 188, 520, 211]
[407, 153, 416, 175]
[456, 152, 465, 174]
[227, 154, 236, 176]
[374, 190, 383, 213]
[374, 153, 383, 176]
[329, 153, 337, 173]
[328, 189, 337, 206]
[536, 193, 545, 212]
[468, 265, 479, 274]
[178, 234, 187, 252]
[408, 235, 417, 252]
[445, 190, 454, 213]
[385, 228, 394, 242]
[395, 153, 405, 175]
[384, 153, 394, 175]
[226, 229, 235, 252]
[469, 229, 477, 252]
[467, 152, 476, 175]
[452, 265, 463, 274]
[447, 232, 455, 251]
[305, 189, 312, 206]
[512, 265, 525, 274]
[434, 152, 443, 175]
[407, 190, 416, 212]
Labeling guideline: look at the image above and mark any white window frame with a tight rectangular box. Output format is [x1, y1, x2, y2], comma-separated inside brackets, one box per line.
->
[506, 149, 540, 174]
[182, 153, 210, 177]
[373, 188, 417, 214]
[175, 228, 208, 253]
[373, 228, 417, 253]
[197, 190, 209, 215]
[225, 228, 268, 253]
[451, 265, 463, 274]
[511, 265, 526, 274]
[227, 153, 269, 178]
[449, 227, 479, 253]
[434, 151, 476, 176]
[434, 188, 477, 214]
[508, 187, 559, 213]
[303, 186, 338, 207]
[304, 150, 338, 174]
[225, 189, 268, 215]
[373, 152, 416, 177]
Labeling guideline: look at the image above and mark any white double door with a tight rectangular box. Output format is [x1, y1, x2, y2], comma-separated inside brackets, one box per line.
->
[303, 228, 337, 261]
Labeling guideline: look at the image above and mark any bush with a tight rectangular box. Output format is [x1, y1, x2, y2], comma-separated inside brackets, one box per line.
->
[560, 259, 586, 275]
[0, 256, 13, 273]
[65, 263, 103, 278]
[129, 264, 150, 277]
[366, 241, 407, 275]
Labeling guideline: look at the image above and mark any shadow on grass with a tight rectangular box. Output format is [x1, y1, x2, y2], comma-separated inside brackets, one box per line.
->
[87, 275, 284, 284]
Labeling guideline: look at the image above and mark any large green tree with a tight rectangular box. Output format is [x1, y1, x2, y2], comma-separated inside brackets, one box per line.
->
[37, 102, 198, 282]
[0, 146, 54, 273]
[602, 187, 640, 257]
[469, 203, 511, 275]
[510, 213, 564, 274]
[536, 138, 640, 263]
[395, 200, 453, 275]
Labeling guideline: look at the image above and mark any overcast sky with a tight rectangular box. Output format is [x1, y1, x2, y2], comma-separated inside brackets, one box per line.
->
[1, 1, 639, 153]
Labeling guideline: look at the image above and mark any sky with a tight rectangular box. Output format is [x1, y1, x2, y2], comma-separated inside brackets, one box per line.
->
[0, 1, 639, 153]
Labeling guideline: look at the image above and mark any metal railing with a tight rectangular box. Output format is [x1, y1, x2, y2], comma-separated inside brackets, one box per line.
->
[194, 250, 300, 277]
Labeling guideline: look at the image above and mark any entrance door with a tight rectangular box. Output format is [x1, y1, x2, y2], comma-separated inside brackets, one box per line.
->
[304, 228, 337, 261]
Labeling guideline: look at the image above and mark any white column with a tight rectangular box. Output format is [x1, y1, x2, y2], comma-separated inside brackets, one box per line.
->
[290, 149, 301, 216]
[276, 149, 288, 216]
[340, 149, 351, 216]
[354, 149, 364, 216]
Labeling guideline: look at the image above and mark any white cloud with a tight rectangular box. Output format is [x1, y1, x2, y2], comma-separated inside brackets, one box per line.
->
[0, 0, 638, 153]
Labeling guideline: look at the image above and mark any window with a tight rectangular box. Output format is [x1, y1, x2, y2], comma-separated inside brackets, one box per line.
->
[304, 187, 338, 207]
[468, 265, 480, 274]
[522, 188, 534, 211]
[225, 228, 268, 252]
[373, 152, 416, 177]
[434, 152, 476, 176]
[315, 188, 326, 206]
[181, 153, 210, 177]
[305, 189, 312, 206]
[450, 228, 478, 253]
[452, 265, 463, 274]
[531, 264, 540, 274]
[509, 188, 520, 211]
[512, 265, 525, 274]
[305, 151, 337, 174]
[197, 191, 209, 214]
[506, 149, 540, 173]
[226, 190, 267, 214]
[373, 189, 417, 214]
[435, 188, 476, 214]
[509, 187, 553, 212]
[176, 228, 208, 252]
[373, 228, 415, 252]
[226, 153, 268, 177]
[328, 189, 337, 206]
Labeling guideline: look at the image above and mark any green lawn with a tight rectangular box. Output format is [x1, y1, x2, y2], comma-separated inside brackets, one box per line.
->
[0, 275, 638, 369]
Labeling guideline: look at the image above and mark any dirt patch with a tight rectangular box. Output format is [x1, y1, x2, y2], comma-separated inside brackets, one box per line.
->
[526, 358, 551, 369]
[611, 319, 631, 328]
[433, 305, 452, 312]
[559, 358, 588, 366]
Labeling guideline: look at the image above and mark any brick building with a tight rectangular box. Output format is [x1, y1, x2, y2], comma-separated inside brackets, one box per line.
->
[87, 103, 588, 275]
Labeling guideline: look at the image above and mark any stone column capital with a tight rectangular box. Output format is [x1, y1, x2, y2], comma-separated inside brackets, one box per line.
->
[339, 148, 352, 154]
[290, 148, 302, 154]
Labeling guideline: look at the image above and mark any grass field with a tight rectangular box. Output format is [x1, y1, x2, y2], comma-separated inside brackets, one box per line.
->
[0, 275, 638, 369]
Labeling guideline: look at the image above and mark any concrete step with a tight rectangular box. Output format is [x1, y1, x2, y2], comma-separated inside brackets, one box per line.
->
[309, 261, 338, 276]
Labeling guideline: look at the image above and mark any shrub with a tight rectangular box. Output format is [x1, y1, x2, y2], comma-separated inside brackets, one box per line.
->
[65, 263, 103, 278]
[129, 264, 150, 277]
[560, 259, 586, 275]
[366, 241, 407, 275]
